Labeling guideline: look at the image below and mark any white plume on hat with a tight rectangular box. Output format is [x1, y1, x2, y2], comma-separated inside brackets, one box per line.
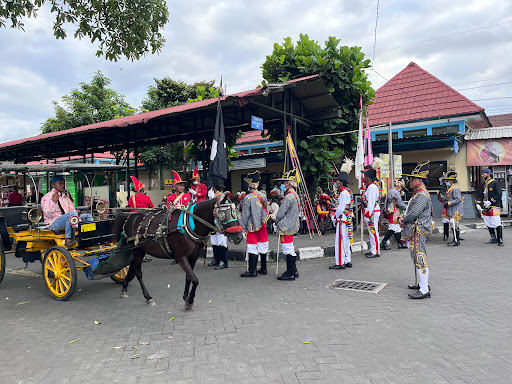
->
[340, 157, 354, 174]
[372, 157, 383, 170]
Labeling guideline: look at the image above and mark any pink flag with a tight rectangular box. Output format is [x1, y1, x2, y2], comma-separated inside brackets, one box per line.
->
[363, 117, 373, 166]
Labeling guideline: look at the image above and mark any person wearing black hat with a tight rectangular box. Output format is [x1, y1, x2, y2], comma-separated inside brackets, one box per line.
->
[440, 171, 464, 246]
[381, 176, 408, 250]
[476, 168, 503, 246]
[399, 162, 432, 299]
[362, 159, 382, 258]
[240, 171, 270, 277]
[209, 183, 230, 270]
[41, 175, 93, 247]
[330, 159, 353, 269]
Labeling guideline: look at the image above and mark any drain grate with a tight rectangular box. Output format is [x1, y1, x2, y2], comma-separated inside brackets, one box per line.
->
[332, 279, 386, 294]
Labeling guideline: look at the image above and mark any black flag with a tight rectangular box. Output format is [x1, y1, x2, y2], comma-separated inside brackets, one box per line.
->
[207, 100, 227, 188]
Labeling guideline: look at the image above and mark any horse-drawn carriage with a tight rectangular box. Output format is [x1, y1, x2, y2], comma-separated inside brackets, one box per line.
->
[0, 163, 131, 301]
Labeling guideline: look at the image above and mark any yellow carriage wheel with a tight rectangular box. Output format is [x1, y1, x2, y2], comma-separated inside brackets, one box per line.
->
[43, 246, 77, 301]
[0, 242, 5, 285]
[110, 266, 129, 284]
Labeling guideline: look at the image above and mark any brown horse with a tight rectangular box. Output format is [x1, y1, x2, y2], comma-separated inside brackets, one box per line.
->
[113, 194, 243, 309]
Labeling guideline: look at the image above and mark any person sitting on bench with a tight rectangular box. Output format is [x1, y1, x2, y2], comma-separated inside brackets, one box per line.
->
[41, 176, 93, 247]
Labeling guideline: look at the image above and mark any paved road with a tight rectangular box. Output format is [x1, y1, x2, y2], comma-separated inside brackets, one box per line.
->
[1, 226, 512, 384]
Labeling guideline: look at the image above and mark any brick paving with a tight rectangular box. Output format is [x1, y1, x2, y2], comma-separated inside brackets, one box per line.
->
[1, 225, 512, 383]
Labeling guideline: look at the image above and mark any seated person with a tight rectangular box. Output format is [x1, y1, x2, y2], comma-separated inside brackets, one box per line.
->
[8, 186, 23, 206]
[128, 176, 154, 212]
[41, 176, 93, 246]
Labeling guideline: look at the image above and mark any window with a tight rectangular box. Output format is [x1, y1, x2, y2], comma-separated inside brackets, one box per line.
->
[426, 161, 447, 189]
[375, 132, 398, 141]
[402, 129, 428, 138]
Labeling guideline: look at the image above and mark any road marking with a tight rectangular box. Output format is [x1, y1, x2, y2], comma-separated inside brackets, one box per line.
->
[5, 268, 41, 278]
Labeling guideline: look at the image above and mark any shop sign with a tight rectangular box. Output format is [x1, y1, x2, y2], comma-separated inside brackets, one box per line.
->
[229, 158, 266, 170]
[379, 154, 402, 178]
[164, 179, 173, 187]
[467, 138, 512, 166]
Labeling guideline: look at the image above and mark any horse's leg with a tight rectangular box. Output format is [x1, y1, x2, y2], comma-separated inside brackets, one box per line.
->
[121, 259, 137, 298]
[131, 249, 156, 306]
[177, 253, 199, 310]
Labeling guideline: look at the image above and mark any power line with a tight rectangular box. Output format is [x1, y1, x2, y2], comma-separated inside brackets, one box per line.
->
[375, 19, 512, 54]
[455, 81, 512, 91]
[451, 75, 512, 87]
[473, 97, 512, 101]
[371, 0, 380, 68]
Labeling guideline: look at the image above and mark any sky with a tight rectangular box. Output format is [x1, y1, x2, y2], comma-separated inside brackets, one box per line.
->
[1, 0, 511, 143]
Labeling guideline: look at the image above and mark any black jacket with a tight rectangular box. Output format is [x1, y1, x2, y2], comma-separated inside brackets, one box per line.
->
[476, 178, 502, 208]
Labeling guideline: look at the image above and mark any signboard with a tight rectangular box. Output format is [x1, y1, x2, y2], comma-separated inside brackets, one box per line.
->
[379, 153, 402, 179]
[394, 155, 402, 177]
[229, 158, 266, 170]
[467, 138, 512, 166]
[164, 179, 173, 187]
[251, 116, 263, 131]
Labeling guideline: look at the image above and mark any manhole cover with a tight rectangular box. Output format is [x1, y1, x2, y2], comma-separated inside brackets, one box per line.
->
[332, 279, 386, 294]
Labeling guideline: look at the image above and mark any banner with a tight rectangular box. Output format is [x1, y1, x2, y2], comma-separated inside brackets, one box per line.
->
[467, 138, 512, 166]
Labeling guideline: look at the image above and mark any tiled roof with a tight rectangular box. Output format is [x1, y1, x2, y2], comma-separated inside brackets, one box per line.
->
[489, 113, 512, 127]
[236, 130, 268, 145]
[367, 62, 483, 126]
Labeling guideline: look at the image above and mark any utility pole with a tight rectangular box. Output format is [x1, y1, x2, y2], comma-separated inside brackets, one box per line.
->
[388, 122, 394, 190]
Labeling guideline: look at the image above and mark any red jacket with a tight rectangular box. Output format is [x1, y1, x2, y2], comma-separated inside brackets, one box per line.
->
[167, 192, 191, 208]
[190, 183, 207, 203]
[128, 193, 154, 212]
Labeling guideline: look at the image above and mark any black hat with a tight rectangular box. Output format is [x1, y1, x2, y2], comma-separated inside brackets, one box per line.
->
[333, 172, 353, 185]
[363, 168, 377, 181]
[244, 170, 261, 184]
[395, 175, 409, 191]
[403, 161, 429, 180]
[441, 171, 457, 181]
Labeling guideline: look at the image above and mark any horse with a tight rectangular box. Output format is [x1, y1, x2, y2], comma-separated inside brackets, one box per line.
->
[113, 193, 243, 309]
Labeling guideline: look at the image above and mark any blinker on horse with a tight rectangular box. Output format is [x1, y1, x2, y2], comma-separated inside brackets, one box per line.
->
[113, 193, 243, 308]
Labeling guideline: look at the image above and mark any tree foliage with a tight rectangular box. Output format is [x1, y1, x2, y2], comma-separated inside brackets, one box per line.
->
[41, 70, 135, 134]
[261, 34, 375, 189]
[0, 0, 169, 61]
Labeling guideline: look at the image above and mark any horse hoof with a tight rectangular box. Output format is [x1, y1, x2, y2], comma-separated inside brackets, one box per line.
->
[121, 292, 129, 298]
[185, 302, 193, 310]
[147, 299, 156, 306]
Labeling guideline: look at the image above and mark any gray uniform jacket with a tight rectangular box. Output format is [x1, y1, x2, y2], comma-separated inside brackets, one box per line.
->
[241, 190, 270, 232]
[385, 189, 407, 211]
[401, 188, 433, 240]
[445, 185, 463, 218]
[275, 190, 300, 236]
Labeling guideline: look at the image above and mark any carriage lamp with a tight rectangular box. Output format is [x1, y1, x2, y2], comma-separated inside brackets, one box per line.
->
[22, 207, 43, 224]
[93, 200, 106, 214]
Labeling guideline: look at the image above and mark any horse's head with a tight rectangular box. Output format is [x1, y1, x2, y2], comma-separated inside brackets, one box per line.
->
[214, 193, 243, 245]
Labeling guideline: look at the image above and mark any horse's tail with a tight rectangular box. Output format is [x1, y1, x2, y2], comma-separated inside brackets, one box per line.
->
[112, 212, 131, 242]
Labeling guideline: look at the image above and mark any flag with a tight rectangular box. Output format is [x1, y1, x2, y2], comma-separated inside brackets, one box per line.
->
[354, 95, 365, 189]
[363, 117, 373, 167]
[207, 100, 227, 188]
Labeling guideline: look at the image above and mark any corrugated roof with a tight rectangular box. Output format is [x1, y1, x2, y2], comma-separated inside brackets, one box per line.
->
[367, 62, 483, 126]
[465, 126, 512, 140]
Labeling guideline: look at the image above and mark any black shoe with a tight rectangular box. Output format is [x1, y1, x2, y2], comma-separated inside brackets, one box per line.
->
[447, 241, 459, 246]
[215, 261, 228, 270]
[381, 244, 391, 250]
[241, 253, 258, 277]
[364, 251, 373, 256]
[329, 264, 345, 270]
[398, 243, 407, 249]
[277, 272, 295, 281]
[257, 269, 267, 275]
[295, 271, 299, 278]
[486, 238, 497, 244]
[498, 241, 504, 246]
[408, 290, 431, 299]
[497, 226, 504, 246]
[366, 253, 380, 258]
[170, 260, 177, 265]
[408, 284, 430, 290]
[277, 255, 296, 281]
[344, 262, 352, 268]
[142, 257, 152, 263]
[443, 235, 449, 241]
[207, 259, 220, 266]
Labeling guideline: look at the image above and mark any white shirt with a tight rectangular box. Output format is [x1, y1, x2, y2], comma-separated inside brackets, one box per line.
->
[365, 183, 381, 216]
[335, 189, 351, 221]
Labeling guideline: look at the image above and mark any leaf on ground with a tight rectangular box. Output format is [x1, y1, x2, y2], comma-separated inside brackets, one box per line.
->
[130, 345, 139, 350]
[27, 286, 31, 288]
[302, 341, 311, 344]
[94, 321, 101, 325]
[139, 341, 149, 345]
[113, 346, 123, 349]
[167, 284, 170, 288]
[130, 354, 140, 359]
[168, 336, 173, 338]
[168, 316, 176, 321]
[208, 300, 212, 303]
[69, 340, 79, 344]
[5, 298, 8, 300]
[16, 301, 30, 305]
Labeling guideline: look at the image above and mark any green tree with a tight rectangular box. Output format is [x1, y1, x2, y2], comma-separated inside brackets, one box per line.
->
[41, 71, 136, 134]
[0, 0, 169, 61]
[261, 34, 375, 189]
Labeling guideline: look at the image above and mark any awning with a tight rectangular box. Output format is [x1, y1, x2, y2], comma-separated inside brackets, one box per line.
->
[465, 126, 512, 140]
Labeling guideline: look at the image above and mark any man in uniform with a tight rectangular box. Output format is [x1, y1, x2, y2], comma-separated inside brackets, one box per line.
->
[399, 162, 432, 299]
[476, 168, 503, 246]
[41, 176, 93, 247]
[274, 170, 301, 281]
[240, 171, 270, 277]
[128, 176, 154, 212]
[363, 161, 382, 258]
[381, 176, 408, 250]
[167, 171, 191, 208]
[440, 171, 464, 246]
[330, 160, 353, 269]
[437, 181, 450, 241]
[189, 167, 207, 203]
[208, 183, 229, 270]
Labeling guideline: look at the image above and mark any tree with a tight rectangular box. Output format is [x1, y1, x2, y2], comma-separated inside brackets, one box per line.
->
[0, 0, 169, 61]
[261, 34, 375, 190]
[41, 71, 136, 134]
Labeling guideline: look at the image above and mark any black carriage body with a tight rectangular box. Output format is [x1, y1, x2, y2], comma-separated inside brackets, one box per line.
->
[78, 219, 116, 247]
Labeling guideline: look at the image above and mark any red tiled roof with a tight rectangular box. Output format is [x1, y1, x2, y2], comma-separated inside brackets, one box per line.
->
[489, 113, 512, 127]
[367, 62, 483, 126]
[236, 130, 268, 145]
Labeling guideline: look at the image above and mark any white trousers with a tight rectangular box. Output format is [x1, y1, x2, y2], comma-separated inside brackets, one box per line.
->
[247, 242, 269, 254]
[364, 212, 380, 254]
[441, 217, 449, 224]
[483, 215, 502, 228]
[211, 234, 227, 248]
[335, 221, 350, 265]
[388, 223, 401, 232]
